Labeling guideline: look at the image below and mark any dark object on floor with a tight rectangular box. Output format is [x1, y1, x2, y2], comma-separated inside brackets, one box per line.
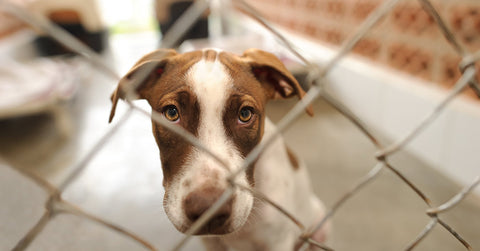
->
[33, 9, 108, 56]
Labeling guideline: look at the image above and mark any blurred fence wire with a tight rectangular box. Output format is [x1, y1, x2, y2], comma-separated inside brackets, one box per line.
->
[1, 0, 479, 250]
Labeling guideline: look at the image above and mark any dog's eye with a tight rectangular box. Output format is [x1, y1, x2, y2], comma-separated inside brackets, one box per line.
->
[238, 107, 253, 123]
[163, 105, 180, 122]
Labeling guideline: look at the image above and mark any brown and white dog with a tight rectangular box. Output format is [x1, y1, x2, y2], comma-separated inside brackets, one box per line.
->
[109, 48, 328, 250]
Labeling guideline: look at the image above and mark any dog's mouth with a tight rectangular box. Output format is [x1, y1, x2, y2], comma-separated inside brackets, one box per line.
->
[189, 214, 234, 235]
[180, 197, 239, 235]
[171, 211, 240, 236]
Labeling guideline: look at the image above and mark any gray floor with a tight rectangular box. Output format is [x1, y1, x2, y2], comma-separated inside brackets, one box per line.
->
[1, 33, 479, 251]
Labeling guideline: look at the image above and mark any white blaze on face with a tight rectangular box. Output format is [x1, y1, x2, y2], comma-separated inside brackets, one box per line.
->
[187, 53, 235, 167]
[164, 51, 253, 232]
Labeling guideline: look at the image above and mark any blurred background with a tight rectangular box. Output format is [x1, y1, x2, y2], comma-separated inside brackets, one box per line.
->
[0, 0, 479, 250]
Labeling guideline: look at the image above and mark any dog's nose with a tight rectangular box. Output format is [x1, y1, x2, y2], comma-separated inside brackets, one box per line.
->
[183, 186, 232, 233]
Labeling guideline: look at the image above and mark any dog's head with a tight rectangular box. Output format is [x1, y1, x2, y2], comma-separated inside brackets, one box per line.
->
[109, 49, 311, 235]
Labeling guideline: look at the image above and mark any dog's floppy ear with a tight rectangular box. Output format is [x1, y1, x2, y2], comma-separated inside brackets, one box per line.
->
[109, 49, 177, 123]
[242, 48, 314, 116]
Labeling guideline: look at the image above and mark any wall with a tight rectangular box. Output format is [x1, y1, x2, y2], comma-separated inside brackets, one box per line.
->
[246, 0, 480, 101]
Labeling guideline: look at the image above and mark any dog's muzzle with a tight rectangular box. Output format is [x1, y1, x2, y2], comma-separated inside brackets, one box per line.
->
[183, 186, 235, 235]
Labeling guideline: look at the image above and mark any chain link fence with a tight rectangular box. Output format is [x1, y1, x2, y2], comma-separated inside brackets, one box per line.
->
[1, 0, 479, 250]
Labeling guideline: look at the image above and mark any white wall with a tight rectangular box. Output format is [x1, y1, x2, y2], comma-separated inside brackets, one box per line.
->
[286, 33, 480, 195]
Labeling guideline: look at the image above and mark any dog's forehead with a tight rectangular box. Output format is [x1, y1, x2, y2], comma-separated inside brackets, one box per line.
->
[172, 49, 235, 67]
[187, 49, 230, 83]
[186, 49, 231, 128]
[185, 49, 262, 156]
[183, 49, 266, 112]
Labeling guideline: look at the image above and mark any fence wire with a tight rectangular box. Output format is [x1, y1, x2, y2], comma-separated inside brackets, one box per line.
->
[1, 0, 479, 250]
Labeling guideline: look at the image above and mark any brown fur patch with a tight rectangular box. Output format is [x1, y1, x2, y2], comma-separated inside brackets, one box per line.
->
[203, 49, 218, 62]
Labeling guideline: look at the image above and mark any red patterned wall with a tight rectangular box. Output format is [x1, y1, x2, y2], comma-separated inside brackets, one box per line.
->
[246, 0, 480, 100]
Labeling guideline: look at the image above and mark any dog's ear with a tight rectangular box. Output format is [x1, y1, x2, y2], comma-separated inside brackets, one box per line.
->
[109, 49, 177, 123]
[242, 49, 313, 116]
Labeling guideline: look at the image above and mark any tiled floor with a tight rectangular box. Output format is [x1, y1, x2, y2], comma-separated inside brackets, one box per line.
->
[1, 32, 479, 251]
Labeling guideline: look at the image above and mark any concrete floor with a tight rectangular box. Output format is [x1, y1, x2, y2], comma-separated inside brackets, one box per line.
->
[1, 33, 479, 251]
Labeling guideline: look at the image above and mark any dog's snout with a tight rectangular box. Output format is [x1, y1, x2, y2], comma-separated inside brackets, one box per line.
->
[183, 186, 233, 234]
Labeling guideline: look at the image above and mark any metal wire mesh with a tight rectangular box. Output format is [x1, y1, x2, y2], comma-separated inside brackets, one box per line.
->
[1, 0, 479, 250]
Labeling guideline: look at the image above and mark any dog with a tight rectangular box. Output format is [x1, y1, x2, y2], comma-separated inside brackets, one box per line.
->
[109, 48, 329, 250]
